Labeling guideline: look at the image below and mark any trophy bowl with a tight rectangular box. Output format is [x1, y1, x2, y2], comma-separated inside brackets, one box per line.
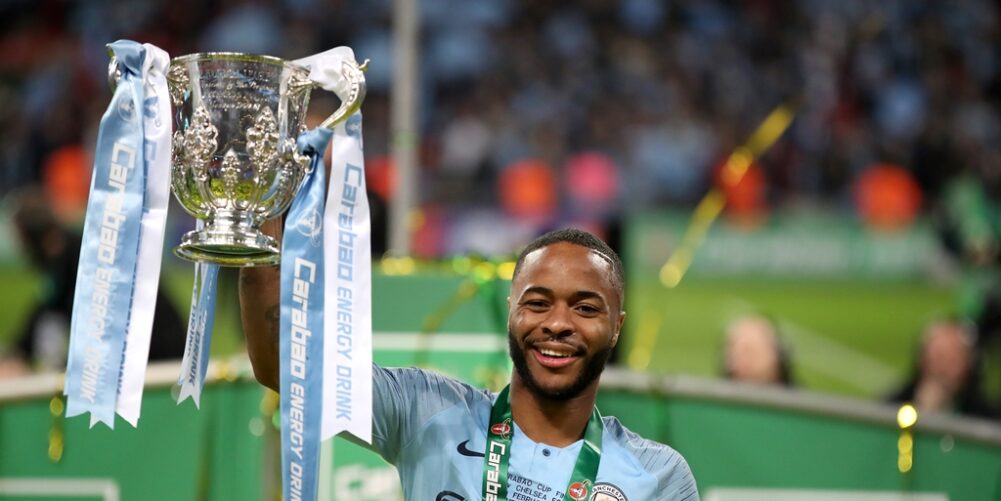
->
[115, 51, 365, 266]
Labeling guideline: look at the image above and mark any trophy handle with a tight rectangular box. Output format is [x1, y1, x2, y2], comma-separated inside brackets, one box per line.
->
[317, 58, 368, 130]
[107, 54, 122, 91]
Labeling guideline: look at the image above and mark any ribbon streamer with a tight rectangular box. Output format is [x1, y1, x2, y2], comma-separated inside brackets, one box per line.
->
[295, 46, 373, 445]
[320, 112, 373, 444]
[280, 128, 333, 501]
[65, 40, 170, 428]
[177, 255, 220, 408]
[118, 43, 172, 426]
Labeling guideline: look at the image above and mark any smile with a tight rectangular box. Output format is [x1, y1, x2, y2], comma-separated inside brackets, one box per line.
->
[531, 346, 580, 369]
[539, 348, 573, 358]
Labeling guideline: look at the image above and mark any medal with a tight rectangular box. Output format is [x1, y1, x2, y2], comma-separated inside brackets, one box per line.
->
[482, 385, 603, 501]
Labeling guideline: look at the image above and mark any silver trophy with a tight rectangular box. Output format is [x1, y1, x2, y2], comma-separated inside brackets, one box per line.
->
[110, 51, 366, 266]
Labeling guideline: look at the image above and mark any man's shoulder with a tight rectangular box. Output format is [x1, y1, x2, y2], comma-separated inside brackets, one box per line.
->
[602, 416, 685, 470]
[369, 366, 496, 466]
[602, 416, 699, 499]
[376, 365, 494, 406]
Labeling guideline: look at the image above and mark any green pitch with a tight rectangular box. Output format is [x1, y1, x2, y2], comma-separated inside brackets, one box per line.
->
[0, 265, 41, 346]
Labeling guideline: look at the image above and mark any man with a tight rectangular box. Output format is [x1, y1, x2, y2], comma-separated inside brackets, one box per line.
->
[240, 227, 699, 500]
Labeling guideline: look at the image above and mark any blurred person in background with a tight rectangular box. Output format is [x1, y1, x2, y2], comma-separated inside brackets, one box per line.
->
[722, 314, 794, 386]
[889, 318, 997, 418]
[977, 284, 1001, 406]
[931, 147, 1001, 410]
[0, 187, 187, 378]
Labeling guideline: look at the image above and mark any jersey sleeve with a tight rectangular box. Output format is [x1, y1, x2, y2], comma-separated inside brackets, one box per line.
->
[657, 453, 699, 501]
[606, 417, 700, 501]
[367, 364, 489, 464]
[629, 437, 699, 500]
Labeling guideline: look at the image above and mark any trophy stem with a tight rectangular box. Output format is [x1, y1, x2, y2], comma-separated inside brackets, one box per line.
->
[174, 210, 279, 267]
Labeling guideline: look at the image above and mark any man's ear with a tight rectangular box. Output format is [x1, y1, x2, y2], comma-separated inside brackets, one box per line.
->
[611, 310, 625, 348]
[506, 296, 512, 328]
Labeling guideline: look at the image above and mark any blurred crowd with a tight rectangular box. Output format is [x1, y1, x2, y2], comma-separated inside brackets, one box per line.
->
[1, 0, 999, 255]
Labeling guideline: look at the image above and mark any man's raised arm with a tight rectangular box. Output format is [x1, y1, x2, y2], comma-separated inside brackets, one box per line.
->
[238, 219, 282, 391]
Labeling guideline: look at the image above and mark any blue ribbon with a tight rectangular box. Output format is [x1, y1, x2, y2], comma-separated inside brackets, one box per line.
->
[280, 128, 333, 501]
[194, 263, 218, 386]
[65, 40, 148, 427]
[178, 260, 219, 406]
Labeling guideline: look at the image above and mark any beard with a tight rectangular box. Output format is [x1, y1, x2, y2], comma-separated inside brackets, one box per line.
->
[508, 329, 613, 401]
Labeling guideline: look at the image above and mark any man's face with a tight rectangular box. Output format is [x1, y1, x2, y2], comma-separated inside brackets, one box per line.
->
[921, 323, 972, 393]
[725, 316, 782, 384]
[508, 242, 624, 401]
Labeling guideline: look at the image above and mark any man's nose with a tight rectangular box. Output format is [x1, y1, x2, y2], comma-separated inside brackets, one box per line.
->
[541, 303, 573, 337]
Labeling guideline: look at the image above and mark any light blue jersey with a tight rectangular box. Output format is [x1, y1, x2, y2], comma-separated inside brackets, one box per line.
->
[368, 365, 700, 501]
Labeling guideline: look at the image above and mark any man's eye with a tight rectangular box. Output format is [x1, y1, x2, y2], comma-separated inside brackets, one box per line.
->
[576, 304, 600, 315]
[524, 300, 548, 309]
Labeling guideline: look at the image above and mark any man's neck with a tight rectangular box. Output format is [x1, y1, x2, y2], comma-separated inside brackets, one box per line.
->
[509, 375, 599, 448]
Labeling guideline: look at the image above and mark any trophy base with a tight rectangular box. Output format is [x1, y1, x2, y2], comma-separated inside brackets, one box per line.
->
[174, 226, 280, 267]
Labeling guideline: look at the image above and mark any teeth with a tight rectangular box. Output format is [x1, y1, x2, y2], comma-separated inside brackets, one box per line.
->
[539, 348, 572, 358]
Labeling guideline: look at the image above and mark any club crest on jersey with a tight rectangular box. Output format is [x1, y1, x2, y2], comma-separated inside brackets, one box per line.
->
[490, 420, 512, 438]
[590, 483, 627, 501]
[568, 481, 591, 500]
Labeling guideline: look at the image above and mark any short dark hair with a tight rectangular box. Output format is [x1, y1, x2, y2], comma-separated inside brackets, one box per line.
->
[512, 228, 624, 305]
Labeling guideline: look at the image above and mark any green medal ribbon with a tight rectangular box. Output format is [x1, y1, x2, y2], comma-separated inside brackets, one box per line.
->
[482, 385, 603, 501]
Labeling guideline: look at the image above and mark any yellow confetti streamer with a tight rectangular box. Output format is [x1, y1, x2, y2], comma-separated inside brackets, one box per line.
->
[633, 103, 797, 370]
[659, 102, 796, 289]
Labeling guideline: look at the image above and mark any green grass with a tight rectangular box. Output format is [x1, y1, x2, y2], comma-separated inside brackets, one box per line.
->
[0, 262, 42, 348]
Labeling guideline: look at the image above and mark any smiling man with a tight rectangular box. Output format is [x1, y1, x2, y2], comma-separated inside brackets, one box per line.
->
[240, 227, 699, 500]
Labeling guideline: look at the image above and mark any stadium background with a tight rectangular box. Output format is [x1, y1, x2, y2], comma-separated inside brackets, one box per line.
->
[0, 0, 999, 499]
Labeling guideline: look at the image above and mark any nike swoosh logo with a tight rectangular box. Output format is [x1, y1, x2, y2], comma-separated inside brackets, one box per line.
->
[457, 440, 485, 457]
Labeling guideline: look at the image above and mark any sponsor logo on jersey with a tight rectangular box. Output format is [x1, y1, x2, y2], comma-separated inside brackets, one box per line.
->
[456, 440, 485, 457]
[568, 481, 589, 500]
[490, 422, 511, 437]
